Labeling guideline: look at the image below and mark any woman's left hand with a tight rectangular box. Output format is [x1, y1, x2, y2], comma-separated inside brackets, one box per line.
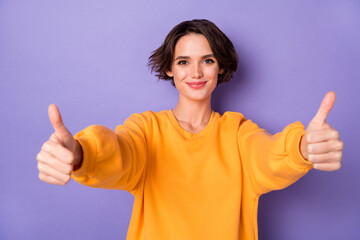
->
[300, 91, 344, 171]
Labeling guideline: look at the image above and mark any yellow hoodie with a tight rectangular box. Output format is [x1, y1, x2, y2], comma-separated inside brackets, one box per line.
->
[72, 110, 313, 240]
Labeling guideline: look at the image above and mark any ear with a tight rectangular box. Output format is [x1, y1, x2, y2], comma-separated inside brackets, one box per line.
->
[219, 68, 224, 74]
[166, 70, 173, 77]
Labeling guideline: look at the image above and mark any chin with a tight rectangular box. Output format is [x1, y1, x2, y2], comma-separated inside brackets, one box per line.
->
[183, 91, 213, 102]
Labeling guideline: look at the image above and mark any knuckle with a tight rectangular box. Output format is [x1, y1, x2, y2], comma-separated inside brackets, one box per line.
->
[61, 165, 72, 175]
[329, 163, 341, 171]
[41, 141, 52, 151]
[41, 143, 47, 151]
[36, 153, 42, 161]
[336, 151, 343, 160]
[37, 162, 43, 172]
[339, 141, 344, 150]
[66, 165, 74, 174]
[50, 133, 59, 142]
[335, 162, 341, 170]
[334, 141, 342, 150]
[38, 173, 46, 181]
[37, 152, 52, 165]
[63, 175, 71, 183]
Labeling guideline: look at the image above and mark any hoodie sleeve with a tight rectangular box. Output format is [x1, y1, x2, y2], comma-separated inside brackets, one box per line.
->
[71, 113, 147, 192]
[238, 119, 313, 195]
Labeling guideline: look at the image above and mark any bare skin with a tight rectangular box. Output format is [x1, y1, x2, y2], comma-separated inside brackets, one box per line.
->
[172, 99, 212, 134]
[299, 91, 343, 171]
[166, 34, 223, 134]
[37, 104, 82, 185]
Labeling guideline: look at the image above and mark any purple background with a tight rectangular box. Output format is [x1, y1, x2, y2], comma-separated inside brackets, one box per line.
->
[1, 1, 359, 239]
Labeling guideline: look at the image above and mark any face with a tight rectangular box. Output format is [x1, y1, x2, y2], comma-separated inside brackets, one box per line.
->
[166, 33, 224, 102]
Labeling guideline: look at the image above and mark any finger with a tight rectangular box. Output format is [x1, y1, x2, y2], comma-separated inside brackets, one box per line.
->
[307, 140, 344, 154]
[313, 162, 341, 171]
[40, 140, 75, 164]
[308, 151, 342, 163]
[49, 133, 62, 144]
[38, 172, 68, 185]
[311, 91, 336, 126]
[48, 104, 72, 140]
[38, 162, 71, 184]
[37, 151, 74, 175]
[306, 128, 339, 143]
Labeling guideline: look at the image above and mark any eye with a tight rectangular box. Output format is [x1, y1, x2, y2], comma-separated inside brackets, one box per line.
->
[177, 60, 188, 65]
[204, 59, 215, 64]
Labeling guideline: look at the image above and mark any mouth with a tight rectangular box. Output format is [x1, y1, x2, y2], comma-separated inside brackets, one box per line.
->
[186, 81, 207, 89]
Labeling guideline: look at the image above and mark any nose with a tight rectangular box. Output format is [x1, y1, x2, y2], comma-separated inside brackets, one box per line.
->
[190, 63, 203, 79]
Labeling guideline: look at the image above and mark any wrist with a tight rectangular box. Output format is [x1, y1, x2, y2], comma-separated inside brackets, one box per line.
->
[299, 136, 309, 160]
[73, 140, 83, 171]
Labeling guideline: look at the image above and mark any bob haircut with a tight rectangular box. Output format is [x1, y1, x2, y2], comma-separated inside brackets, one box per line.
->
[148, 19, 238, 86]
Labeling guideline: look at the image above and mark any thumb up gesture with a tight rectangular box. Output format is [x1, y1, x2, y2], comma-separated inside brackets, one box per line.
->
[37, 104, 83, 185]
[300, 91, 344, 171]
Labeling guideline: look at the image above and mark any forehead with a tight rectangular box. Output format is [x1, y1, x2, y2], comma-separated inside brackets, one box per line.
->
[174, 33, 213, 57]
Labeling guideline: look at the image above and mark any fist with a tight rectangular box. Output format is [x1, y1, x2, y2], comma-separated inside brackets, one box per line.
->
[300, 91, 344, 171]
[37, 104, 82, 185]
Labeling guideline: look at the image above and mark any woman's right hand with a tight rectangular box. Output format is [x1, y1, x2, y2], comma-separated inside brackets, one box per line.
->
[37, 104, 83, 185]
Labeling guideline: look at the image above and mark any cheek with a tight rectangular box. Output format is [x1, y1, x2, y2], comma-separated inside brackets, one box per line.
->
[173, 68, 189, 81]
[206, 68, 221, 79]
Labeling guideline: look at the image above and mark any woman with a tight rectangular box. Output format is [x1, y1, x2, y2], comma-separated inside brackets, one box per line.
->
[37, 19, 343, 240]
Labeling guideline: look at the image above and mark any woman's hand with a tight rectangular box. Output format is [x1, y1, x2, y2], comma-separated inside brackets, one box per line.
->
[36, 104, 83, 185]
[300, 91, 344, 171]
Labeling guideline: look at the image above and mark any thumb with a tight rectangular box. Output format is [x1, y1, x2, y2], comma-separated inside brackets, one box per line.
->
[310, 91, 336, 127]
[48, 104, 73, 146]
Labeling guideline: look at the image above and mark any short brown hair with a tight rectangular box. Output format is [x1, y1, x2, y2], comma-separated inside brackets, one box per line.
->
[148, 19, 238, 86]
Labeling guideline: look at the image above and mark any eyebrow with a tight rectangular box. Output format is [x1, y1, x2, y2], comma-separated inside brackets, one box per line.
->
[174, 54, 215, 61]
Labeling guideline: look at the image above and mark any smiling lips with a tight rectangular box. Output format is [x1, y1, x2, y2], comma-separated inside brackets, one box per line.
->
[186, 81, 207, 89]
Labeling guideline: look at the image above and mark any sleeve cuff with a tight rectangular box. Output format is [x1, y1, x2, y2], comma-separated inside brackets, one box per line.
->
[286, 121, 313, 170]
[71, 132, 97, 179]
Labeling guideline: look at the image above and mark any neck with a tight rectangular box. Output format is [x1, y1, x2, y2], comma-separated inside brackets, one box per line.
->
[172, 95, 212, 126]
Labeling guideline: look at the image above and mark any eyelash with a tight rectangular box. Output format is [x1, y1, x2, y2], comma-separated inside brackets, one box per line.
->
[177, 59, 215, 65]
[204, 59, 215, 64]
[178, 60, 187, 65]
